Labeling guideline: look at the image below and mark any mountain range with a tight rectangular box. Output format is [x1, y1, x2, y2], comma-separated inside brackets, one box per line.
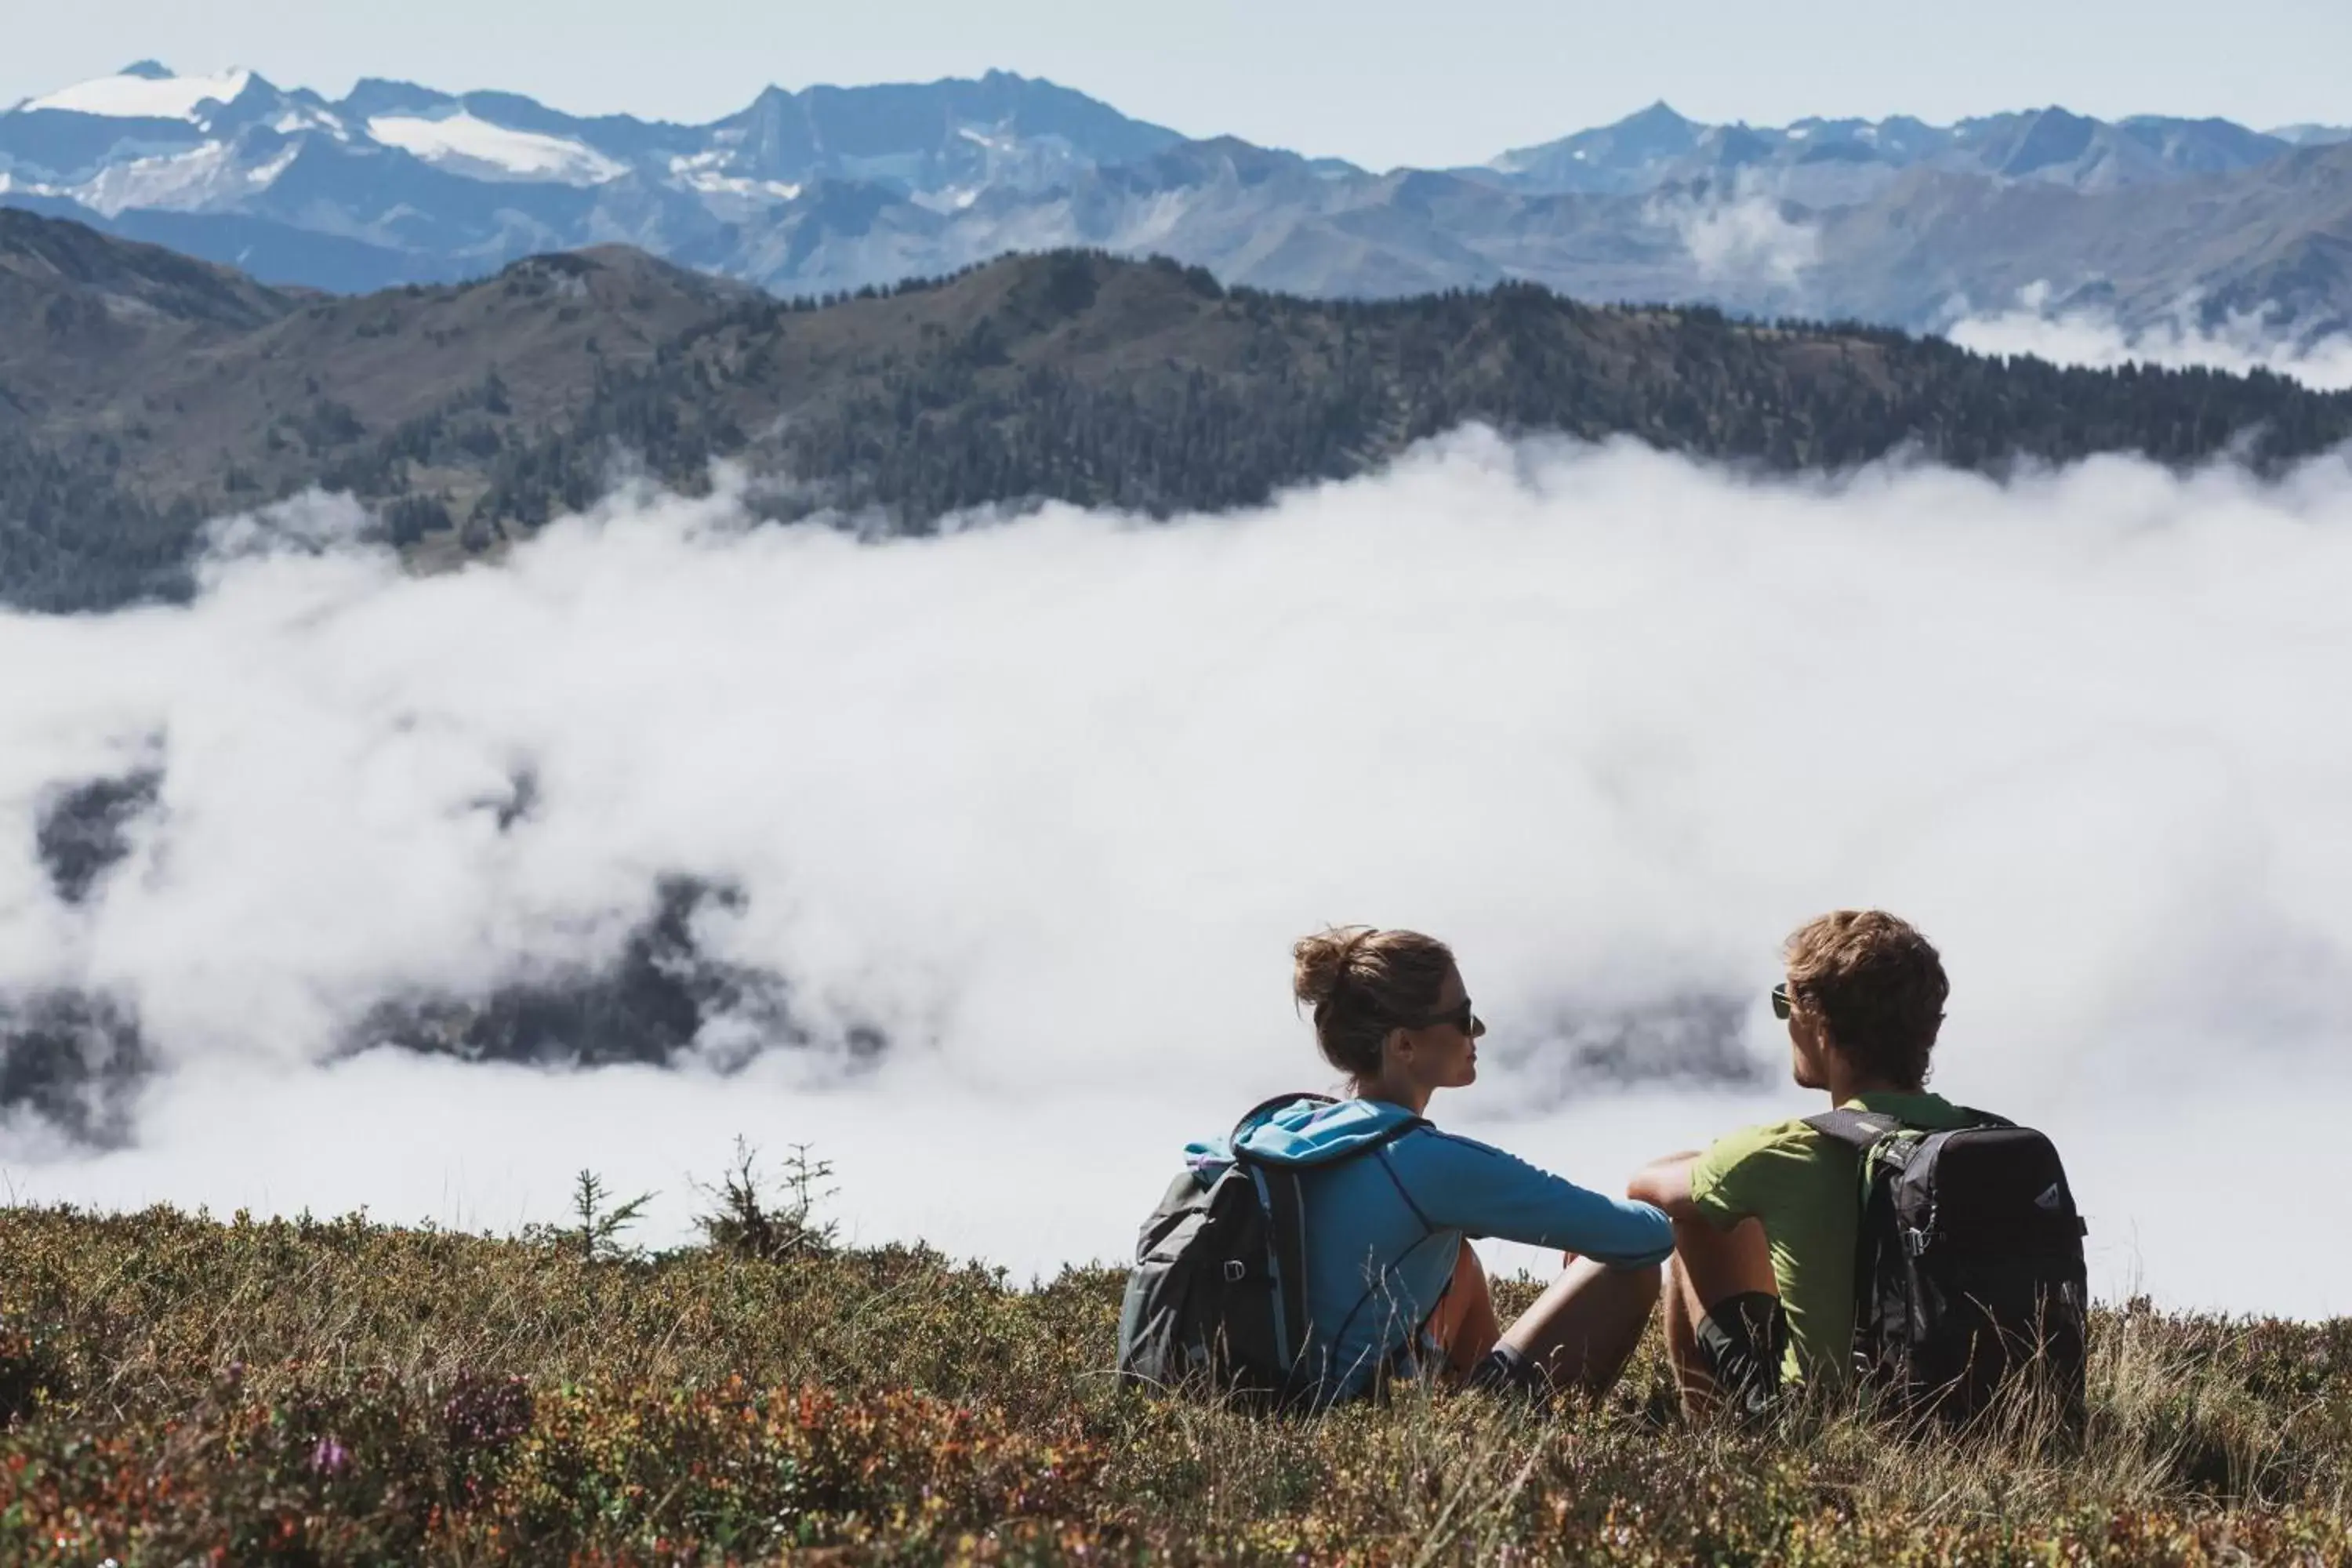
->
[7, 206, 2350, 616]
[4, 63, 2350, 337]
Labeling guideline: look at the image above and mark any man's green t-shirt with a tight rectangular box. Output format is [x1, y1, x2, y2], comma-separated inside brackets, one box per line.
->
[1688, 1091, 1979, 1388]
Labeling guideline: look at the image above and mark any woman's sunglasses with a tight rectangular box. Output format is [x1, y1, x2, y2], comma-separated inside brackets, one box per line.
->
[1770, 983, 1792, 1021]
[1415, 998, 1484, 1036]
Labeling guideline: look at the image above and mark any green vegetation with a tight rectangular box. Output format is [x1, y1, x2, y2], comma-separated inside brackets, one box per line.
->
[2, 1186, 2349, 1563]
[9, 216, 2352, 613]
[0, 432, 206, 612]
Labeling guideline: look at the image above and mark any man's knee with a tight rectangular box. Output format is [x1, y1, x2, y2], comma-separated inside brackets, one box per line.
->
[1671, 1217, 1772, 1301]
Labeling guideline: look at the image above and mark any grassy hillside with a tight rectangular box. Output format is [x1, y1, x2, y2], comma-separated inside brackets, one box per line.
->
[9, 208, 2352, 612]
[2, 1199, 2347, 1564]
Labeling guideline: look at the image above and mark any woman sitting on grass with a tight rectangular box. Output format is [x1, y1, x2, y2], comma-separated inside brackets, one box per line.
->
[1193, 926, 1671, 1403]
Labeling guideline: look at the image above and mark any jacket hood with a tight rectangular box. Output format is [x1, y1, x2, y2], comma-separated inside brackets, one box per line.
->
[1185, 1096, 1425, 1171]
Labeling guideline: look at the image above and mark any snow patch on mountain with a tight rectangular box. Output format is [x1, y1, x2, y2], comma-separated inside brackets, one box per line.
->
[28, 67, 255, 122]
[912, 185, 986, 213]
[665, 151, 801, 209]
[71, 140, 299, 216]
[365, 111, 627, 185]
[270, 106, 351, 141]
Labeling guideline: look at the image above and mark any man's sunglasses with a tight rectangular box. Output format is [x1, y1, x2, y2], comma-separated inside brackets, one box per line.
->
[1415, 998, 1484, 1036]
[1770, 983, 1793, 1021]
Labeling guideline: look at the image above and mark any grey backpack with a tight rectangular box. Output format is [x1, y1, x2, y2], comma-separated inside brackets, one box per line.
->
[1115, 1093, 1424, 1408]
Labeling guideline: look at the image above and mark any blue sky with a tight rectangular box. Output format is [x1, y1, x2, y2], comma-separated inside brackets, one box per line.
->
[8, 0, 2346, 169]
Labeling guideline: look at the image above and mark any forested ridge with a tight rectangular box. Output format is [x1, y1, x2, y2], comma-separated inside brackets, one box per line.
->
[5, 209, 2350, 612]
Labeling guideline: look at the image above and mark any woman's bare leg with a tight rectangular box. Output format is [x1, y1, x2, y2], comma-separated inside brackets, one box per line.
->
[1494, 1255, 1662, 1398]
[1428, 1239, 1503, 1375]
[1663, 1216, 1775, 1419]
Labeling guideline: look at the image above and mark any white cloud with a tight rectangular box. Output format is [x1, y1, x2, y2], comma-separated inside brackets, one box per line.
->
[5, 434, 2352, 1316]
[1650, 180, 1819, 289]
[1947, 285, 2352, 391]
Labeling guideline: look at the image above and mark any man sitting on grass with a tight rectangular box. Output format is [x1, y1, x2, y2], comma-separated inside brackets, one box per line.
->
[1628, 909, 1980, 1417]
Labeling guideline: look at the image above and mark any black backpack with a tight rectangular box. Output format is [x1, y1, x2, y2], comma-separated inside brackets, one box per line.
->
[1115, 1093, 1425, 1409]
[1804, 1108, 2089, 1425]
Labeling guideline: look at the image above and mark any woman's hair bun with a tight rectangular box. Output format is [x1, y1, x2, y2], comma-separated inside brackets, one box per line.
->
[1290, 925, 1457, 1080]
[1292, 925, 1374, 1009]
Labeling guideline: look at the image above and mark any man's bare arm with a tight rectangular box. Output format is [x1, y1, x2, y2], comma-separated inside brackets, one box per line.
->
[1627, 1151, 1705, 1223]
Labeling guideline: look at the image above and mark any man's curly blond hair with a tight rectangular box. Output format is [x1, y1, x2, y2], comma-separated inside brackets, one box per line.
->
[1784, 910, 1947, 1089]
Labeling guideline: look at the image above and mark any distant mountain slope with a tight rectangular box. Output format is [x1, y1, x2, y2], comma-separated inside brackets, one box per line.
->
[1811, 142, 2352, 332]
[4, 65, 2350, 336]
[0, 62, 1181, 216]
[1484, 103, 2313, 200]
[0, 215, 750, 463]
[6, 212, 2350, 615]
[0, 205, 290, 335]
[0, 64, 1186, 292]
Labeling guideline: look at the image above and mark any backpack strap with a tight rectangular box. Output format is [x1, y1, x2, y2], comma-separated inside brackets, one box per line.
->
[1255, 1163, 1312, 1374]
[1803, 1105, 2013, 1150]
[1802, 1108, 1906, 1151]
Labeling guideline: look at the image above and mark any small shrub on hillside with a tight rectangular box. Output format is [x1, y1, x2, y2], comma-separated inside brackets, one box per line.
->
[521, 1168, 655, 1262]
[693, 1136, 838, 1264]
[0, 1313, 67, 1427]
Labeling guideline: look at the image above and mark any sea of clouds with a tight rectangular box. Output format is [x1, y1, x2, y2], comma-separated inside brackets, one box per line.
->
[5, 430, 2352, 1314]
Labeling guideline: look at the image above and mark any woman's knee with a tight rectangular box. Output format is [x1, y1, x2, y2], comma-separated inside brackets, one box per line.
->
[1457, 1242, 1492, 1290]
[1555, 1254, 1663, 1320]
[1613, 1257, 1664, 1311]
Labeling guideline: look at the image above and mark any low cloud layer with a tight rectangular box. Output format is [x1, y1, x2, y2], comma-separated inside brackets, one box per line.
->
[5, 434, 2352, 1314]
[1947, 285, 2352, 390]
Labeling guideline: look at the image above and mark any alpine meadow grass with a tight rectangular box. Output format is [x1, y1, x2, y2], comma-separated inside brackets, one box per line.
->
[1, 1190, 2348, 1564]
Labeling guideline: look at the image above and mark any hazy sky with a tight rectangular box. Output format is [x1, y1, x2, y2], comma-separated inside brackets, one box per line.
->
[5, 0, 2345, 169]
